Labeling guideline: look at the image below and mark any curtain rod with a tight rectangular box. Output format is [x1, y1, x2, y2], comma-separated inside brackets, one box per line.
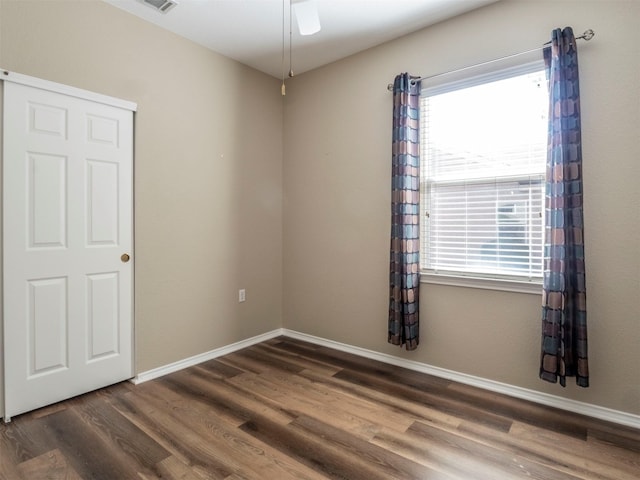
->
[386, 29, 595, 91]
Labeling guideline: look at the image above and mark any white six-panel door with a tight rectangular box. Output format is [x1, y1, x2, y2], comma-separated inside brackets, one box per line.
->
[3, 77, 134, 420]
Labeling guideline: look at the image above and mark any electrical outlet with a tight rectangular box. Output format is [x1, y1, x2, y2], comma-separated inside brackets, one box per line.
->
[238, 289, 246, 302]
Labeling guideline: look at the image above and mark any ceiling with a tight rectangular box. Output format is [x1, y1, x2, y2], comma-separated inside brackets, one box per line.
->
[102, 0, 500, 78]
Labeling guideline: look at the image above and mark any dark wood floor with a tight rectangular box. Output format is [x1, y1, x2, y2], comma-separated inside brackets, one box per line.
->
[1, 337, 638, 480]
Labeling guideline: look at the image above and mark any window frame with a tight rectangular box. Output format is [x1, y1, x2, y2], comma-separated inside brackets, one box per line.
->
[418, 59, 547, 295]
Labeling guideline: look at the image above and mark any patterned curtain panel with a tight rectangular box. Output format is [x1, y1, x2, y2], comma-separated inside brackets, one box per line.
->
[540, 27, 589, 387]
[388, 73, 421, 350]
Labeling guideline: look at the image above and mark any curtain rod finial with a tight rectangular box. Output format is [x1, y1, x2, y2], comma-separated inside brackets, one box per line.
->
[582, 29, 595, 41]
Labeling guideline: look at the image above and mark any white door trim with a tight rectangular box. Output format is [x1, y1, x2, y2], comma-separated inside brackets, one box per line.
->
[1, 69, 137, 112]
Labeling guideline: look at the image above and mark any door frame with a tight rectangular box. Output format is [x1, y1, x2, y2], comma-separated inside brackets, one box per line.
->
[0, 69, 137, 422]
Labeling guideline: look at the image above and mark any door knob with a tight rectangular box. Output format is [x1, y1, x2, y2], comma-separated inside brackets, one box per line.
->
[121, 253, 130, 263]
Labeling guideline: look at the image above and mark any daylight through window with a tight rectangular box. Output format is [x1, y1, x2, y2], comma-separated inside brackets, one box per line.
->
[420, 63, 547, 281]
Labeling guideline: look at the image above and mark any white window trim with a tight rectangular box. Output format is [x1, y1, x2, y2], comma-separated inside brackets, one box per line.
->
[420, 272, 542, 295]
[419, 58, 546, 295]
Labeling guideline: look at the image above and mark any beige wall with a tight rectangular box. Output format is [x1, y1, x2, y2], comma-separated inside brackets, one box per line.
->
[283, 0, 640, 415]
[0, 0, 283, 413]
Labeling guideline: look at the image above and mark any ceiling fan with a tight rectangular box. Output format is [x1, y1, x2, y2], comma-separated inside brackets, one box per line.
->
[139, 0, 320, 36]
[281, 0, 320, 95]
[138, 0, 320, 94]
[292, 0, 321, 36]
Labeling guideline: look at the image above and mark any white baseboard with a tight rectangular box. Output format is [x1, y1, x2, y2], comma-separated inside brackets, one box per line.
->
[281, 329, 640, 430]
[131, 327, 640, 429]
[131, 328, 284, 384]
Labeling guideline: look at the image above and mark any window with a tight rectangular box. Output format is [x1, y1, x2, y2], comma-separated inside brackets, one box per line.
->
[420, 62, 547, 288]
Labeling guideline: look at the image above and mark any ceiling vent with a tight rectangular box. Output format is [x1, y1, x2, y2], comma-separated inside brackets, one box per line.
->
[140, 0, 178, 14]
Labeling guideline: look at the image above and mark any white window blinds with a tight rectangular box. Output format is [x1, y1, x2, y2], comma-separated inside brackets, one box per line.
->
[420, 64, 547, 280]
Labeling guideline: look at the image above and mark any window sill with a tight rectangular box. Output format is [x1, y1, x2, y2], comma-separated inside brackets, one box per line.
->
[420, 272, 542, 295]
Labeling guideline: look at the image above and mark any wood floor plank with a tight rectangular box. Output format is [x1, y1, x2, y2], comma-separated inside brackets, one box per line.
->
[455, 420, 608, 480]
[156, 455, 213, 480]
[1, 336, 637, 480]
[0, 410, 63, 465]
[238, 347, 308, 374]
[409, 419, 585, 480]
[157, 395, 326, 480]
[272, 339, 432, 382]
[115, 389, 234, 480]
[258, 369, 416, 435]
[39, 408, 138, 480]
[124, 377, 325, 480]
[15, 448, 83, 480]
[252, 342, 343, 376]
[371, 425, 507, 479]
[215, 350, 280, 375]
[298, 367, 465, 431]
[294, 414, 451, 479]
[157, 372, 256, 427]
[162, 367, 297, 426]
[266, 337, 321, 352]
[240, 413, 448, 480]
[505, 421, 640, 480]
[229, 371, 386, 440]
[74, 394, 171, 475]
[587, 421, 640, 453]
[333, 367, 514, 432]
[0, 431, 25, 480]
[196, 358, 247, 380]
[446, 381, 588, 439]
